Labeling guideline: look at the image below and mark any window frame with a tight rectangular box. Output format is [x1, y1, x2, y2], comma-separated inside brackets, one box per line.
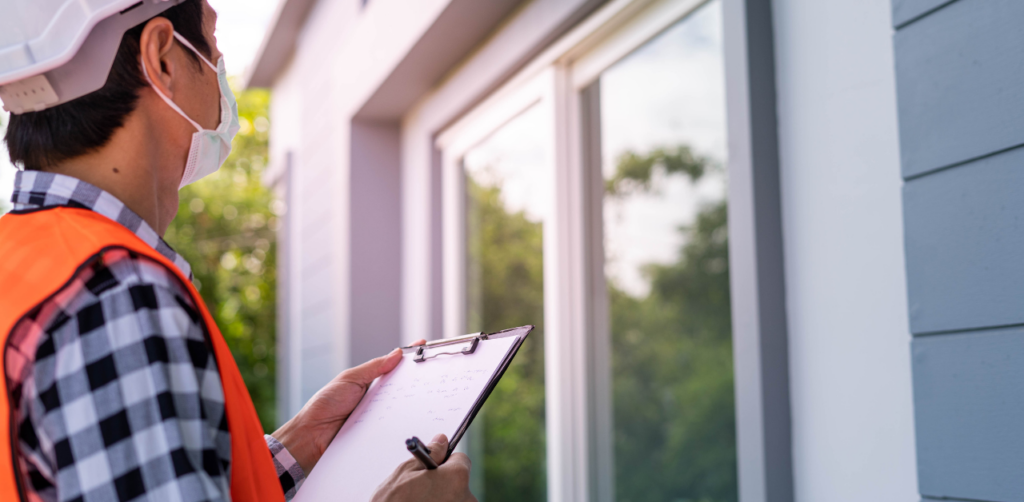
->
[432, 0, 791, 500]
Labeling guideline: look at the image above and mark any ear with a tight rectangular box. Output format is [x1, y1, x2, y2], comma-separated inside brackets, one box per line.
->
[138, 17, 179, 99]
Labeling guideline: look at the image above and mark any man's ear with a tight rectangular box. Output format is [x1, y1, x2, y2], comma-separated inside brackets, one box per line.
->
[138, 17, 179, 99]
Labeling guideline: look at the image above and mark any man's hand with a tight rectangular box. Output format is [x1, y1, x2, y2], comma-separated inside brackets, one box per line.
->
[272, 340, 426, 474]
[371, 434, 476, 502]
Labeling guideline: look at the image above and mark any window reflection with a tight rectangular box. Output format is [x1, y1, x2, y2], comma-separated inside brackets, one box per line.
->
[463, 104, 548, 502]
[599, 1, 737, 500]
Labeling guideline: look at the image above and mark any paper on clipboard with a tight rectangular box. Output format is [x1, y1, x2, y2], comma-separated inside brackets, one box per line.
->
[292, 332, 522, 501]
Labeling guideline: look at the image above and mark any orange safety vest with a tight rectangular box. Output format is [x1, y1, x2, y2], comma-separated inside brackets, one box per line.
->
[0, 207, 285, 502]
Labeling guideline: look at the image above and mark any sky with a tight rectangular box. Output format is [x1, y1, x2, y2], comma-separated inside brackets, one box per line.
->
[0, 0, 280, 212]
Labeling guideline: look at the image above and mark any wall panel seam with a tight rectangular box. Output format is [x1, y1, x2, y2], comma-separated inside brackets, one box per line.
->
[922, 495, 1001, 502]
[893, 0, 960, 30]
[903, 142, 1024, 182]
[912, 322, 1024, 338]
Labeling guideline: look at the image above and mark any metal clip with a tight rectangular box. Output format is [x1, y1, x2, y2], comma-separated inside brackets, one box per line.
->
[414, 335, 482, 363]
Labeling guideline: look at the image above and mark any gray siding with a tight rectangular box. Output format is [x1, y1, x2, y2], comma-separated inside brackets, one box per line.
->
[894, 0, 1024, 178]
[893, 0, 1024, 500]
[913, 328, 1024, 502]
[903, 147, 1024, 335]
[891, 0, 956, 27]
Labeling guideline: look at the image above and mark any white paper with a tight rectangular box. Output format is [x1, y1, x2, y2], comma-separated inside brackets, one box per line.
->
[293, 335, 519, 502]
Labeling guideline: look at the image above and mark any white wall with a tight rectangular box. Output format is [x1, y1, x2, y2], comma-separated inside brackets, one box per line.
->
[772, 0, 918, 499]
[268, 0, 459, 419]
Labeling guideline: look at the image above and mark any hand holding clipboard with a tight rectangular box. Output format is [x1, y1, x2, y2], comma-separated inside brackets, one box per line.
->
[293, 326, 534, 501]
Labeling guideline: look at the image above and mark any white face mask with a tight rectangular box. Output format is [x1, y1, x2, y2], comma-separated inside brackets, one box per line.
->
[141, 32, 240, 189]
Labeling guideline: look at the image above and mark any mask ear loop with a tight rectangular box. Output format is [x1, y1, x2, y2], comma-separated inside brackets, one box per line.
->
[138, 31, 218, 133]
[172, 32, 219, 72]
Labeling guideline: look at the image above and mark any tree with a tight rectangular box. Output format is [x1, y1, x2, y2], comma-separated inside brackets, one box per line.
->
[163, 86, 279, 431]
[465, 144, 736, 502]
[466, 177, 548, 501]
[607, 147, 737, 502]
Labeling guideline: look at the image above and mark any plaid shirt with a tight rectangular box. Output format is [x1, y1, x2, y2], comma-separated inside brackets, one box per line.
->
[5, 171, 305, 501]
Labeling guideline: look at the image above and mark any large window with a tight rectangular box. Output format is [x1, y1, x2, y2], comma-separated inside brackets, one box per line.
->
[463, 104, 549, 501]
[433, 1, 756, 499]
[597, 2, 736, 500]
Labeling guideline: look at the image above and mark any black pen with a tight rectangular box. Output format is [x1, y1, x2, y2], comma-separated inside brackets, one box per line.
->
[406, 436, 438, 470]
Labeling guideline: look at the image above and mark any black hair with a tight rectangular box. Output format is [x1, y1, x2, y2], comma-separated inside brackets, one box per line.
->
[4, 0, 212, 170]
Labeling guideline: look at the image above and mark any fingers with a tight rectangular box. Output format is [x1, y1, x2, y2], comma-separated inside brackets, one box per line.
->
[427, 434, 449, 465]
[411, 339, 427, 346]
[439, 452, 472, 488]
[443, 452, 472, 472]
[338, 348, 403, 386]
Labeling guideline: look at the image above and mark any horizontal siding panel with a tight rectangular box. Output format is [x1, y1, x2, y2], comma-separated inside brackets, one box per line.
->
[913, 328, 1024, 501]
[894, 0, 1024, 178]
[891, 0, 957, 27]
[903, 146, 1024, 334]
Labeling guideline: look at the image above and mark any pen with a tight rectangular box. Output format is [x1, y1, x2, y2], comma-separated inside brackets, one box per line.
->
[406, 436, 438, 470]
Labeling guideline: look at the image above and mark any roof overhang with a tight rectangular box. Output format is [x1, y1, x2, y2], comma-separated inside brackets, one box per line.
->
[243, 0, 319, 89]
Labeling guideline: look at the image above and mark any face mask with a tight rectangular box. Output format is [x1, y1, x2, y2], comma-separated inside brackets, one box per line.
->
[141, 32, 240, 189]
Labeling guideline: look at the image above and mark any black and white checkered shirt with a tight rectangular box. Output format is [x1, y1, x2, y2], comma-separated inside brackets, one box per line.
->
[5, 171, 305, 501]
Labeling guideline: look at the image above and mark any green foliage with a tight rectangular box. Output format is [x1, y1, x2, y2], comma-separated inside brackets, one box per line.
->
[465, 144, 737, 502]
[466, 178, 548, 502]
[605, 145, 710, 197]
[163, 87, 278, 432]
[607, 149, 737, 502]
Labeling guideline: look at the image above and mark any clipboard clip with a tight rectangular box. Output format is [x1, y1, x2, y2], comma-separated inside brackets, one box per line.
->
[414, 332, 488, 363]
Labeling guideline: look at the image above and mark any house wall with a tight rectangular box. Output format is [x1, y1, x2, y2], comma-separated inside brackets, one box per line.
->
[773, 0, 918, 500]
[268, 0, 457, 419]
[269, 0, 358, 419]
[264, 0, 929, 494]
[892, 0, 1024, 500]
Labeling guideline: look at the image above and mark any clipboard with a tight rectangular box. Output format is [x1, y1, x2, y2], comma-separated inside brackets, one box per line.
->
[292, 325, 534, 501]
[407, 325, 533, 459]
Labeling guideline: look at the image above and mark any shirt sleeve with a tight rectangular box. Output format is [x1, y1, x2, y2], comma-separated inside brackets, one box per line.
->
[265, 435, 306, 500]
[14, 254, 237, 502]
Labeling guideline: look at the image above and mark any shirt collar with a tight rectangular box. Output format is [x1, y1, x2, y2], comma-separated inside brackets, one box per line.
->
[10, 170, 193, 279]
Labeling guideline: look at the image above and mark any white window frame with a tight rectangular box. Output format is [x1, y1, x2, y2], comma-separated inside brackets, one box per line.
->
[432, 1, 784, 501]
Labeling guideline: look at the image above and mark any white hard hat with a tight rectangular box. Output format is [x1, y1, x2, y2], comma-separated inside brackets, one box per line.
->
[0, 0, 184, 114]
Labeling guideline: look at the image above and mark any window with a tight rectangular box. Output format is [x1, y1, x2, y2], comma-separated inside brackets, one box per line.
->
[595, 2, 736, 500]
[463, 104, 550, 500]
[432, 0, 784, 498]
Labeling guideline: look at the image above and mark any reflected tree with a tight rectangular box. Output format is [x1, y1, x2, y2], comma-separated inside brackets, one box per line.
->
[465, 143, 736, 502]
[607, 146, 737, 502]
[467, 177, 548, 502]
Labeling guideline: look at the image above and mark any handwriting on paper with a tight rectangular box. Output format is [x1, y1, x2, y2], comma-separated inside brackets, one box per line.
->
[292, 335, 519, 502]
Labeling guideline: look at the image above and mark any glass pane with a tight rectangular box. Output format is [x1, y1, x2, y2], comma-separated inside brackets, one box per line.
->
[599, 1, 736, 501]
[463, 103, 548, 502]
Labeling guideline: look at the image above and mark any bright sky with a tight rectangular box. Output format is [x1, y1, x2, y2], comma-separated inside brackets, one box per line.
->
[0, 0, 279, 213]
[207, 0, 280, 76]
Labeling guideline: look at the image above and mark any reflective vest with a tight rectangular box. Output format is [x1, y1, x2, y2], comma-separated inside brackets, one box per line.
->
[0, 207, 285, 502]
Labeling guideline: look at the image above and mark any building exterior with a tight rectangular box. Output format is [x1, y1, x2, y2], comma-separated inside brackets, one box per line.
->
[245, 0, 1017, 500]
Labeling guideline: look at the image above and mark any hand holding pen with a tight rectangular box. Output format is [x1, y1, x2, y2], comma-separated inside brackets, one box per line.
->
[407, 436, 439, 469]
[371, 434, 476, 502]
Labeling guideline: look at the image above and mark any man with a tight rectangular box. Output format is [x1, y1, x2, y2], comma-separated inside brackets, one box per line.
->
[0, 0, 474, 500]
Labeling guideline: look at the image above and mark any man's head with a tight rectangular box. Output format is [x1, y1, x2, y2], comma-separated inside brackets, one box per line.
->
[5, 0, 219, 170]
[3, 0, 224, 234]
